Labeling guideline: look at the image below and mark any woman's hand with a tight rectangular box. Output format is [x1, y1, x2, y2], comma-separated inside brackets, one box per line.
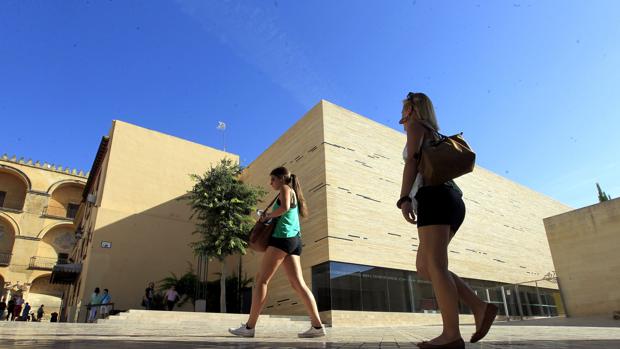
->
[401, 201, 417, 224]
[259, 212, 271, 222]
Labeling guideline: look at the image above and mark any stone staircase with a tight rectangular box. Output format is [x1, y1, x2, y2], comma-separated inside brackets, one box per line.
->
[98, 309, 312, 331]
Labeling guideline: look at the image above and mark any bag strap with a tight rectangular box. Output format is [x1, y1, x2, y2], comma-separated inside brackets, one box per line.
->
[263, 194, 279, 211]
[414, 118, 444, 139]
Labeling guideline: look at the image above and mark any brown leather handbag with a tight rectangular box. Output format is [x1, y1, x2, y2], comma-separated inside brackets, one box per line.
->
[416, 120, 476, 186]
[248, 195, 279, 252]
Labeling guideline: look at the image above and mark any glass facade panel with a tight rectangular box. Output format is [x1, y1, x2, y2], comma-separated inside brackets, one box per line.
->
[311, 261, 561, 317]
[330, 262, 363, 311]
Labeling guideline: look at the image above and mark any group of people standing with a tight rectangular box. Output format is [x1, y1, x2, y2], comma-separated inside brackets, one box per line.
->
[0, 295, 45, 321]
[228, 93, 497, 349]
[86, 287, 112, 323]
[142, 282, 180, 311]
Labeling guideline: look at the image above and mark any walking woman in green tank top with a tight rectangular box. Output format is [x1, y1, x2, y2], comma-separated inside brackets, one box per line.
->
[229, 167, 325, 338]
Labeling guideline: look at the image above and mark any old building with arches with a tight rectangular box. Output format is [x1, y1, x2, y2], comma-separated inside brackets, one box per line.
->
[0, 154, 87, 317]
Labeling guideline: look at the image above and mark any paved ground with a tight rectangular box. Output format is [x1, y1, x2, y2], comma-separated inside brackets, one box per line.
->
[1, 317, 619, 348]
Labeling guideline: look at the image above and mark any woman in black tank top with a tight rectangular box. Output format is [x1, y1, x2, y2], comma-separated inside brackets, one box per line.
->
[398, 92, 497, 348]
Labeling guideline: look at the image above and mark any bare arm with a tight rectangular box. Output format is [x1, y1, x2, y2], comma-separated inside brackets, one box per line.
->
[399, 118, 425, 224]
[266, 185, 291, 219]
[400, 118, 425, 198]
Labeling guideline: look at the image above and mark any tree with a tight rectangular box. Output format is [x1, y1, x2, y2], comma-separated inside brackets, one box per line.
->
[187, 158, 265, 313]
[596, 182, 612, 202]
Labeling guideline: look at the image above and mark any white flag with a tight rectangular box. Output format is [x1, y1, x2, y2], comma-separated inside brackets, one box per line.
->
[216, 121, 226, 130]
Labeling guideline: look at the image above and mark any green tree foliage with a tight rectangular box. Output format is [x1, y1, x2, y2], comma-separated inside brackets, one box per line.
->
[596, 182, 612, 202]
[186, 158, 265, 312]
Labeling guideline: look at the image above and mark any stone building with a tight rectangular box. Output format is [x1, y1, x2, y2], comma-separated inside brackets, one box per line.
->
[0, 154, 88, 317]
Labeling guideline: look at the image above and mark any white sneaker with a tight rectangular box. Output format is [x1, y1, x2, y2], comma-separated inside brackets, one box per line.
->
[228, 323, 255, 337]
[298, 325, 326, 338]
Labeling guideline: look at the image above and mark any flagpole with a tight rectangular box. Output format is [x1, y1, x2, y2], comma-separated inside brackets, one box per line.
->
[217, 121, 227, 152]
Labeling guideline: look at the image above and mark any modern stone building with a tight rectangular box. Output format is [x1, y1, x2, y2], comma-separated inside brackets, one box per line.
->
[0, 154, 88, 318]
[544, 197, 620, 317]
[58, 120, 237, 322]
[37, 100, 572, 324]
[234, 100, 572, 326]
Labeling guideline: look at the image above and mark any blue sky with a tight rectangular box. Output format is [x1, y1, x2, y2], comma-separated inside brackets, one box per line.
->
[1, 0, 618, 208]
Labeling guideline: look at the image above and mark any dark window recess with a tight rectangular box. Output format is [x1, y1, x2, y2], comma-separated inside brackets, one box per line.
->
[387, 233, 401, 237]
[373, 153, 390, 159]
[355, 194, 381, 203]
[294, 155, 304, 162]
[66, 203, 80, 219]
[493, 259, 506, 263]
[308, 145, 318, 153]
[309, 183, 329, 193]
[354, 160, 373, 168]
[323, 141, 343, 149]
[327, 236, 353, 242]
[0, 191, 6, 207]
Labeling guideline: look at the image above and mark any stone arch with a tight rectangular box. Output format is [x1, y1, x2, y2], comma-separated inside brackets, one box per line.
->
[0, 214, 17, 259]
[36, 223, 76, 258]
[47, 179, 86, 195]
[47, 182, 84, 219]
[0, 211, 20, 236]
[0, 165, 30, 211]
[28, 273, 64, 316]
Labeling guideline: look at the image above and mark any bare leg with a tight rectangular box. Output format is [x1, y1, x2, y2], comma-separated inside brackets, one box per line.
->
[445, 234, 489, 330]
[419, 225, 461, 344]
[246, 247, 287, 328]
[281, 255, 322, 327]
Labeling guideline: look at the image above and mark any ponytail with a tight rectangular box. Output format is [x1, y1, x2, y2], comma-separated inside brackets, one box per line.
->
[290, 174, 308, 218]
[270, 167, 309, 218]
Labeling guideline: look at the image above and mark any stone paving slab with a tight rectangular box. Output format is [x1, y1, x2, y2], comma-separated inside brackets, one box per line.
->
[0, 317, 619, 348]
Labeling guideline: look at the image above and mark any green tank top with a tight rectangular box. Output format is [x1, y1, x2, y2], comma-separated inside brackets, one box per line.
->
[272, 193, 301, 238]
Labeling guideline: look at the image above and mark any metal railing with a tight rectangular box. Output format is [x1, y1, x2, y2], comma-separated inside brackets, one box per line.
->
[482, 276, 565, 321]
[0, 252, 11, 266]
[84, 303, 115, 323]
[28, 256, 58, 270]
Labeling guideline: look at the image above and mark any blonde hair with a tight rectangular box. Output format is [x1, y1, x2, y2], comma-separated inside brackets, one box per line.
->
[403, 92, 440, 131]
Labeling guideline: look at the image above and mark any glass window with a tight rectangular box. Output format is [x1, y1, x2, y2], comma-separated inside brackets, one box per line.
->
[414, 279, 438, 313]
[0, 191, 6, 207]
[310, 261, 559, 317]
[311, 262, 331, 312]
[385, 268, 414, 312]
[67, 203, 80, 219]
[330, 262, 363, 311]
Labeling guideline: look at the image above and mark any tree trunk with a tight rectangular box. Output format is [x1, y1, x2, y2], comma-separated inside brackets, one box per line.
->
[220, 258, 227, 313]
[238, 254, 242, 313]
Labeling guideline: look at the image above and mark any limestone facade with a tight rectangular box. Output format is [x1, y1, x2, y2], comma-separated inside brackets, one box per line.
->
[0, 155, 87, 318]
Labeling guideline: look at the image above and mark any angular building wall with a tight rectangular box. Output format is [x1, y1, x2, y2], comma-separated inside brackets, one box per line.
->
[238, 100, 571, 324]
[544, 197, 620, 317]
[238, 102, 330, 316]
[65, 120, 237, 321]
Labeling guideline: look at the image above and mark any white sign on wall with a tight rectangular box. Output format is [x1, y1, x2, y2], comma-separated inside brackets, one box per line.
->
[101, 241, 112, 249]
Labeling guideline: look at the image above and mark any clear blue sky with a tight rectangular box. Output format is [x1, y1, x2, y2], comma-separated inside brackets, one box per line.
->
[1, 0, 618, 208]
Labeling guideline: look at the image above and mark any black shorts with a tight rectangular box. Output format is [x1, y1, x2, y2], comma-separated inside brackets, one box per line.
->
[415, 184, 466, 234]
[268, 234, 302, 256]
